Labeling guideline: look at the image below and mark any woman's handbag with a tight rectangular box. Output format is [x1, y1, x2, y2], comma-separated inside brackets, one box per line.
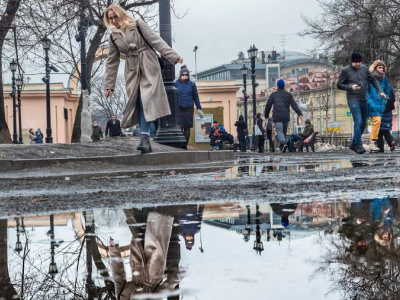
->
[255, 124, 263, 136]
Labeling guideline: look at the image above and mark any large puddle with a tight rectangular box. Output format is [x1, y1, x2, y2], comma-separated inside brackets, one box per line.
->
[1, 198, 399, 299]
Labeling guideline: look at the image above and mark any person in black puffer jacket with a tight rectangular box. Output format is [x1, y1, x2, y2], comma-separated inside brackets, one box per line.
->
[264, 79, 303, 152]
[235, 115, 248, 152]
[377, 86, 396, 152]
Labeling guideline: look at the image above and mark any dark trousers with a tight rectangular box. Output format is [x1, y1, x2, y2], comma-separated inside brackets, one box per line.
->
[238, 137, 246, 152]
[377, 130, 394, 152]
[257, 136, 265, 153]
[180, 125, 191, 143]
[266, 129, 274, 152]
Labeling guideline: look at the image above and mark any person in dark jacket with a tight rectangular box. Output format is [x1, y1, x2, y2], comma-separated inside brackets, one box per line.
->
[209, 121, 220, 150]
[105, 115, 121, 137]
[91, 121, 103, 141]
[337, 52, 386, 154]
[264, 79, 303, 152]
[35, 128, 43, 144]
[287, 119, 314, 152]
[235, 115, 247, 152]
[256, 113, 266, 153]
[378, 86, 396, 152]
[176, 65, 204, 144]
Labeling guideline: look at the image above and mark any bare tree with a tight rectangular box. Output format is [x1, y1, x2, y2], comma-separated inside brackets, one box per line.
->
[301, 0, 400, 82]
[0, 0, 22, 144]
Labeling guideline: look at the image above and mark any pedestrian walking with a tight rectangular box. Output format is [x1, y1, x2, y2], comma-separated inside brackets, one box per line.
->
[28, 128, 36, 144]
[235, 115, 248, 152]
[337, 53, 386, 154]
[367, 60, 391, 153]
[378, 86, 396, 152]
[35, 128, 43, 144]
[255, 113, 266, 153]
[266, 116, 275, 152]
[91, 121, 103, 141]
[287, 119, 314, 152]
[105, 115, 121, 137]
[103, 4, 184, 154]
[175, 65, 204, 145]
[264, 79, 303, 152]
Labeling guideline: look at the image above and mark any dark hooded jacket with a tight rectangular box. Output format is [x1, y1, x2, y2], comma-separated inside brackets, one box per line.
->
[264, 89, 302, 123]
[235, 116, 247, 139]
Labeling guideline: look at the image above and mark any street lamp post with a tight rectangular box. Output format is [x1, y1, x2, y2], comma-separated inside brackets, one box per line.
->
[244, 205, 252, 242]
[248, 45, 258, 150]
[240, 64, 249, 128]
[153, 0, 186, 148]
[193, 46, 198, 80]
[253, 204, 264, 255]
[42, 37, 53, 144]
[48, 214, 58, 278]
[16, 76, 23, 144]
[10, 59, 18, 144]
[14, 218, 23, 254]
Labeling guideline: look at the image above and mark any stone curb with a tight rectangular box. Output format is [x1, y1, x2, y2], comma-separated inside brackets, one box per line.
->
[0, 151, 234, 172]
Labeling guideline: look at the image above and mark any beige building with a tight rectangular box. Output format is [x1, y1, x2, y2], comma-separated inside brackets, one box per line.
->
[3, 83, 79, 144]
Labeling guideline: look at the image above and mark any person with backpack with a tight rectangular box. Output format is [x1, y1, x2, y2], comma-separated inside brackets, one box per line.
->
[175, 65, 204, 145]
[103, 4, 184, 154]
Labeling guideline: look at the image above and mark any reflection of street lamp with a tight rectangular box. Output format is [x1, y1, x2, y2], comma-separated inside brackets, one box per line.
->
[241, 64, 249, 128]
[193, 46, 198, 80]
[244, 205, 251, 242]
[253, 204, 264, 254]
[15, 218, 23, 254]
[48, 215, 58, 278]
[16, 76, 23, 144]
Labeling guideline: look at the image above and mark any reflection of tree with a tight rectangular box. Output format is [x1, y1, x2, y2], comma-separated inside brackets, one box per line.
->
[0, 219, 18, 299]
[312, 198, 400, 299]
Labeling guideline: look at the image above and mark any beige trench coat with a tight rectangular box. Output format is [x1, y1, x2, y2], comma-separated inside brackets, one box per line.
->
[104, 19, 180, 128]
[109, 212, 177, 299]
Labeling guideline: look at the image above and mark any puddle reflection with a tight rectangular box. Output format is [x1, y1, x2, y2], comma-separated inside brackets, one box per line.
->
[2, 198, 400, 299]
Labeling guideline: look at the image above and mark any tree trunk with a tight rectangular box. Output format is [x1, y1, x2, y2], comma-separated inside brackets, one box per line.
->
[0, 0, 22, 144]
[0, 219, 18, 298]
[71, 25, 107, 143]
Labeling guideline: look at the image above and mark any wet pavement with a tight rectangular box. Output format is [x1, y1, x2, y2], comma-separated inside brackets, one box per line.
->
[1, 198, 399, 300]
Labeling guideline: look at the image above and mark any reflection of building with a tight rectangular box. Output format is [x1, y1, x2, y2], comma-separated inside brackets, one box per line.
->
[3, 83, 79, 144]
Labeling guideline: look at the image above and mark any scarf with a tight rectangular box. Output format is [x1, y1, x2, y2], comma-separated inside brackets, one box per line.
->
[372, 70, 384, 80]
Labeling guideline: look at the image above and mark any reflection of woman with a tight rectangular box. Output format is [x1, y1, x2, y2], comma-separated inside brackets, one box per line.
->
[109, 211, 176, 298]
[103, 4, 184, 154]
[29, 128, 36, 144]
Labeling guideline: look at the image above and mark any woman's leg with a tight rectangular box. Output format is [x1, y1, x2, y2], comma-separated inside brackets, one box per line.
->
[369, 116, 381, 152]
[377, 131, 385, 152]
[383, 130, 396, 151]
[137, 98, 152, 153]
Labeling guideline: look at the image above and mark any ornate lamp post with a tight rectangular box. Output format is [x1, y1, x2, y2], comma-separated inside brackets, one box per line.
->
[47, 214, 58, 278]
[10, 59, 18, 144]
[247, 45, 258, 149]
[154, 0, 186, 148]
[14, 218, 23, 254]
[15, 76, 23, 143]
[244, 205, 252, 242]
[193, 46, 198, 80]
[42, 37, 59, 144]
[253, 204, 264, 255]
[240, 64, 249, 128]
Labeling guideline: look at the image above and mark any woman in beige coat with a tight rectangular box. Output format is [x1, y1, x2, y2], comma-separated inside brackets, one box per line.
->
[104, 4, 183, 153]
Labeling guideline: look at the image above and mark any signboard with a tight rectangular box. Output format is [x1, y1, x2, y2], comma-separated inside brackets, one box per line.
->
[346, 111, 352, 117]
[327, 121, 340, 132]
[327, 127, 340, 132]
[195, 114, 213, 143]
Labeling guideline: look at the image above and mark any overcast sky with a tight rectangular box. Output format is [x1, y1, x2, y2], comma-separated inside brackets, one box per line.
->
[171, 0, 323, 74]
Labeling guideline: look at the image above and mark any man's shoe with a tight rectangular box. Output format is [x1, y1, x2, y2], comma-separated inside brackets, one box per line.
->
[390, 141, 396, 152]
[349, 144, 357, 152]
[369, 141, 379, 153]
[356, 146, 366, 154]
[282, 145, 287, 153]
[137, 135, 153, 154]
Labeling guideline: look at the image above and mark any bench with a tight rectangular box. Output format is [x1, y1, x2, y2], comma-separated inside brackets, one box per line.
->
[295, 132, 319, 152]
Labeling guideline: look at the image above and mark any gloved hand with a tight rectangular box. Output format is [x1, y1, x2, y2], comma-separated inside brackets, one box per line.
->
[198, 109, 204, 119]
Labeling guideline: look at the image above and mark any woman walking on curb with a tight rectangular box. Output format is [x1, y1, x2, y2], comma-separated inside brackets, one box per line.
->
[103, 4, 184, 154]
[378, 85, 396, 152]
[367, 60, 391, 153]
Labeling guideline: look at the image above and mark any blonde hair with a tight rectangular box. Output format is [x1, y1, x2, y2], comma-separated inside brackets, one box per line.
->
[369, 60, 387, 73]
[104, 4, 136, 29]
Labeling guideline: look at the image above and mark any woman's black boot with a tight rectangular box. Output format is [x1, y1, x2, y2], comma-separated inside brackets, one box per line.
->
[137, 135, 152, 154]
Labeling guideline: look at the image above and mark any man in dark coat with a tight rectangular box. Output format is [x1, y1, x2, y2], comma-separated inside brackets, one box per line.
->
[287, 119, 314, 152]
[337, 52, 386, 154]
[105, 115, 121, 137]
[378, 86, 396, 152]
[264, 79, 303, 152]
[176, 65, 204, 144]
[91, 121, 103, 141]
[235, 115, 247, 152]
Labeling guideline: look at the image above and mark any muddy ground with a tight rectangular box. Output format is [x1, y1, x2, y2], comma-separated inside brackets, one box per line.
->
[0, 150, 399, 218]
